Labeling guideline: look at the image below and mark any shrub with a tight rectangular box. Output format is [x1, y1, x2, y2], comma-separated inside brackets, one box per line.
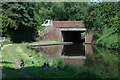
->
[75, 69, 101, 78]
[2, 37, 12, 46]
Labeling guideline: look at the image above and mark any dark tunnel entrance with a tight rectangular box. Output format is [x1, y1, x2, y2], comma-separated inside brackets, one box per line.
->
[61, 31, 85, 43]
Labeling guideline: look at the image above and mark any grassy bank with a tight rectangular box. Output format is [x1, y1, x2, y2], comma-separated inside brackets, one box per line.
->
[1, 43, 101, 78]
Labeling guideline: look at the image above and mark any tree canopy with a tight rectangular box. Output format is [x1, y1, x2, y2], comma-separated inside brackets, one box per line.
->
[2, 2, 39, 42]
[2, 2, 89, 42]
[85, 2, 119, 50]
[2, 2, 119, 50]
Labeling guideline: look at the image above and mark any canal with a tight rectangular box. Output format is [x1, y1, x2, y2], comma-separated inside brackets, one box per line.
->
[30, 43, 119, 78]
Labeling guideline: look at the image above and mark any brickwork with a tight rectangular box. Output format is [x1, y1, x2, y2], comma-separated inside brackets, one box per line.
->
[85, 30, 94, 44]
[53, 21, 84, 28]
[63, 59, 85, 66]
[40, 28, 62, 41]
[37, 46, 62, 59]
[39, 21, 94, 44]
[85, 44, 93, 55]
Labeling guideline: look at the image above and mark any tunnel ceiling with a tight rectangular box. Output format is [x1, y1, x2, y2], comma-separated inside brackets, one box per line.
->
[61, 31, 85, 43]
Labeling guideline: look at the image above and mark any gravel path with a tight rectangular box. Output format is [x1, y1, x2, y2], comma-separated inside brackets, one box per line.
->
[8, 46, 20, 67]
[7, 45, 32, 79]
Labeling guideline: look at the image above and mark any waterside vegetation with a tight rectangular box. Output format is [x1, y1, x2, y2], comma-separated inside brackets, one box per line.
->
[1, 43, 102, 78]
[1, 2, 119, 79]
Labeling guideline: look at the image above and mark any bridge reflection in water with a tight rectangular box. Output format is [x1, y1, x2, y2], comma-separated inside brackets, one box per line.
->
[61, 43, 85, 66]
[31, 43, 94, 66]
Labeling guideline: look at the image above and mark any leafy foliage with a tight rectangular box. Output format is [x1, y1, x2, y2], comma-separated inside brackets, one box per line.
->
[85, 2, 119, 50]
[2, 2, 39, 42]
[2, 2, 119, 49]
[2, 2, 88, 42]
[85, 46, 119, 78]
[39, 2, 88, 21]
[1, 37, 12, 46]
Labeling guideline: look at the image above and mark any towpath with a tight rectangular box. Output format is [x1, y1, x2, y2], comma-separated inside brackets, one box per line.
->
[2, 44, 32, 79]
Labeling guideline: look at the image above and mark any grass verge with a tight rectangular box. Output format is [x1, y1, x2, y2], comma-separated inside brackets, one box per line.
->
[1, 43, 102, 78]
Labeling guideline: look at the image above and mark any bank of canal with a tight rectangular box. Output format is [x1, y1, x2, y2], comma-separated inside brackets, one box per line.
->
[29, 42, 119, 78]
[1, 41, 119, 78]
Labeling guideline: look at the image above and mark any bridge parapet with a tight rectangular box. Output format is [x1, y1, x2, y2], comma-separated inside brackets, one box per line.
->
[53, 21, 85, 28]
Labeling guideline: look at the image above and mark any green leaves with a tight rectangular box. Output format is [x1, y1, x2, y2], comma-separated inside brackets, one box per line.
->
[38, 2, 88, 21]
[86, 2, 119, 29]
[2, 2, 39, 42]
[2, 14, 18, 29]
[85, 2, 119, 50]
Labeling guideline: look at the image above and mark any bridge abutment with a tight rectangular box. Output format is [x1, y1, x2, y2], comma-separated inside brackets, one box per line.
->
[39, 21, 94, 44]
[39, 27, 94, 44]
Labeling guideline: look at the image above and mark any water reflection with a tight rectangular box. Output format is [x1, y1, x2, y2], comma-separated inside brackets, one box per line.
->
[62, 43, 85, 56]
[30, 43, 119, 78]
[85, 46, 119, 78]
[32, 45, 62, 65]
[61, 43, 86, 66]
[31, 43, 93, 66]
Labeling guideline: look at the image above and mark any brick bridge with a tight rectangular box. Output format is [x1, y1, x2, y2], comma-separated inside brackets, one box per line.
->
[38, 21, 94, 65]
[39, 21, 94, 44]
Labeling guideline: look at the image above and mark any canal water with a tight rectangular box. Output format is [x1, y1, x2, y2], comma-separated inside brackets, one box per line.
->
[31, 43, 119, 78]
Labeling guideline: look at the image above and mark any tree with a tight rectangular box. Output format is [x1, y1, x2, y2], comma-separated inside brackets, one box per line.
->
[85, 2, 120, 50]
[38, 2, 89, 21]
[2, 2, 39, 42]
[2, 2, 89, 42]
